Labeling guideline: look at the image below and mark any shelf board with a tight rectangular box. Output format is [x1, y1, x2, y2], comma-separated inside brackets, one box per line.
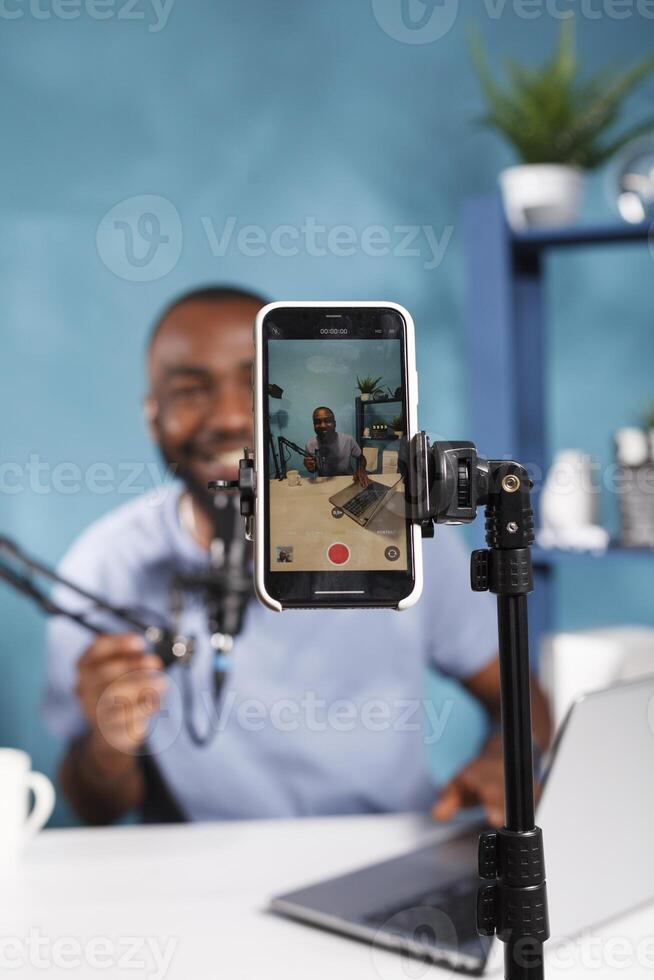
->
[357, 397, 402, 404]
[533, 542, 654, 565]
[512, 221, 651, 252]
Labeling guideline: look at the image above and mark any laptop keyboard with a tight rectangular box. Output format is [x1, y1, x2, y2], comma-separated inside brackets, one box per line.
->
[360, 875, 480, 948]
[343, 482, 388, 517]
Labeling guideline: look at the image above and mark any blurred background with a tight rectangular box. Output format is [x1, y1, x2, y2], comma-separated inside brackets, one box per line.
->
[3, 0, 654, 825]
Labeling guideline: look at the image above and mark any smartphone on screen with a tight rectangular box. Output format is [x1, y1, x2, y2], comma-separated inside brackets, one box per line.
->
[253, 302, 422, 611]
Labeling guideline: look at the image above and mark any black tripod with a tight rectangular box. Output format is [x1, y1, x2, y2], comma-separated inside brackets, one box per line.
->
[216, 438, 550, 979]
[412, 439, 549, 979]
[472, 461, 548, 979]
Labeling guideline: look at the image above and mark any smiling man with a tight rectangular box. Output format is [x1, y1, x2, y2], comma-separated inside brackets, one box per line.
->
[42, 285, 550, 826]
[304, 406, 369, 486]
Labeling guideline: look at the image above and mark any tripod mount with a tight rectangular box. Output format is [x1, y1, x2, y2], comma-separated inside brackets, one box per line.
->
[214, 437, 549, 979]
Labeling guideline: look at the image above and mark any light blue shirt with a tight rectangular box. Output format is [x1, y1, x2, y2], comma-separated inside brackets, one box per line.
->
[42, 482, 497, 821]
[305, 432, 361, 476]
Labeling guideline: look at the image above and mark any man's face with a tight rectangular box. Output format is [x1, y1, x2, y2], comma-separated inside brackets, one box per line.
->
[313, 409, 336, 440]
[146, 298, 259, 500]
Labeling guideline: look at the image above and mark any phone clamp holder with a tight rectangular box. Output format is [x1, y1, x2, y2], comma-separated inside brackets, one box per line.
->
[209, 449, 256, 541]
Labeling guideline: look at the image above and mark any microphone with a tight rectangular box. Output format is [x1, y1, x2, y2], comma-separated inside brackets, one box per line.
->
[172, 493, 253, 699]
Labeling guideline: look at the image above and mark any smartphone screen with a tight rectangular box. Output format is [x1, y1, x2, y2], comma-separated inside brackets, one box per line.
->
[258, 305, 419, 609]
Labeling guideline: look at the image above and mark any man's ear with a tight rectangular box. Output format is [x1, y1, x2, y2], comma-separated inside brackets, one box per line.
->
[143, 395, 159, 440]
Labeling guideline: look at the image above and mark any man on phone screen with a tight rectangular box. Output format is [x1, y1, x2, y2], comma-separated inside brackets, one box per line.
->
[42, 286, 550, 826]
[304, 406, 370, 486]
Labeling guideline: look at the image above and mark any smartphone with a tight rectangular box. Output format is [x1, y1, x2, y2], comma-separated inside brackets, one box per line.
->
[253, 302, 422, 611]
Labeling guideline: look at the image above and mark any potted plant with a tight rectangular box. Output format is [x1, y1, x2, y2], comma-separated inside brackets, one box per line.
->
[390, 415, 404, 438]
[356, 375, 383, 402]
[470, 22, 654, 230]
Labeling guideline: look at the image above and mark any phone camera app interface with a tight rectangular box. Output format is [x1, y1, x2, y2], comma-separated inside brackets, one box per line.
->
[266, 315, 409, 574]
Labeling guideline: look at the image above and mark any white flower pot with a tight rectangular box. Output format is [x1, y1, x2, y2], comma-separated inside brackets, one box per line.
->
[541, 450, 598, 530]
[499, 164, 584, 231]
[360, 393, 370, 402]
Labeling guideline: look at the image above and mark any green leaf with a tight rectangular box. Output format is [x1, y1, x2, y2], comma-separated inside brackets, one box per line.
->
[468, 19, 654, 168]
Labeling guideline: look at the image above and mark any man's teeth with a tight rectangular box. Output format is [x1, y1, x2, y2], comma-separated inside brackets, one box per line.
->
[219, 450, 244, 467]
[200, 450, 243, 467]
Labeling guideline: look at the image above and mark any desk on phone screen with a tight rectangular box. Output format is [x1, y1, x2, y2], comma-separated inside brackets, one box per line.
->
[269, 474, 406, 572]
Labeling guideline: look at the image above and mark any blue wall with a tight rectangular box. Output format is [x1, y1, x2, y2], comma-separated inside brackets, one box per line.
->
[2, 1, 654, 824]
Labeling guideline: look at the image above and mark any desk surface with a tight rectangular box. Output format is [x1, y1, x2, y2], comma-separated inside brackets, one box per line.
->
[269, 474, 407, 571]
[3, 813, 653, 979]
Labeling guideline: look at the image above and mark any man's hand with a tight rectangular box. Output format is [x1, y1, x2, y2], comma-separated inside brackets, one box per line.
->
[431, 734, 542, 827]
[76, 633, 166, 755]
[61, 633, 166, 825]
[438, 657, 551, 827]
[304, 455, 316, 472]
[353, 463, 370, 487]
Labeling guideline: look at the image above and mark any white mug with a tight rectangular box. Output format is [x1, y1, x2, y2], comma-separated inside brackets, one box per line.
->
[0, 749, 55, 866]
[286, 469, 301, 486]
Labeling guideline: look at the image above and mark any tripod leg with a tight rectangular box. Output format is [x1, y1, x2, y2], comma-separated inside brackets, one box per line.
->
[497, 594, 543, 980]
[497, 594, 535, 832]
[471, 462, 549, 980]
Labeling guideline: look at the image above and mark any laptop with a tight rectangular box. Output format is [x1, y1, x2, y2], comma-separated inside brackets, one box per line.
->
[329, 478, 401, 528]
[270, 676, 654, 974]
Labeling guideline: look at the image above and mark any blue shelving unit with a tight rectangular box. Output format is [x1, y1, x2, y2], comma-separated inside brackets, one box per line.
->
[462, 195, 652, 657]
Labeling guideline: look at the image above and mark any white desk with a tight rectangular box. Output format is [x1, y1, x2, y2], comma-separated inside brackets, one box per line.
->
[3, 814, 653, 979]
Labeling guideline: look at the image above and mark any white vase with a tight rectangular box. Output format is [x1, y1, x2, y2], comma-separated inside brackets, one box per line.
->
[541, 450, 598, 530]
[499, 164, 584, 231]
[614, 427, 649, 467]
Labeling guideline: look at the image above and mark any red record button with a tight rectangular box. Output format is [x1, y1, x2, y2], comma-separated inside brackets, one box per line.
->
[327, 543, 350, 565]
